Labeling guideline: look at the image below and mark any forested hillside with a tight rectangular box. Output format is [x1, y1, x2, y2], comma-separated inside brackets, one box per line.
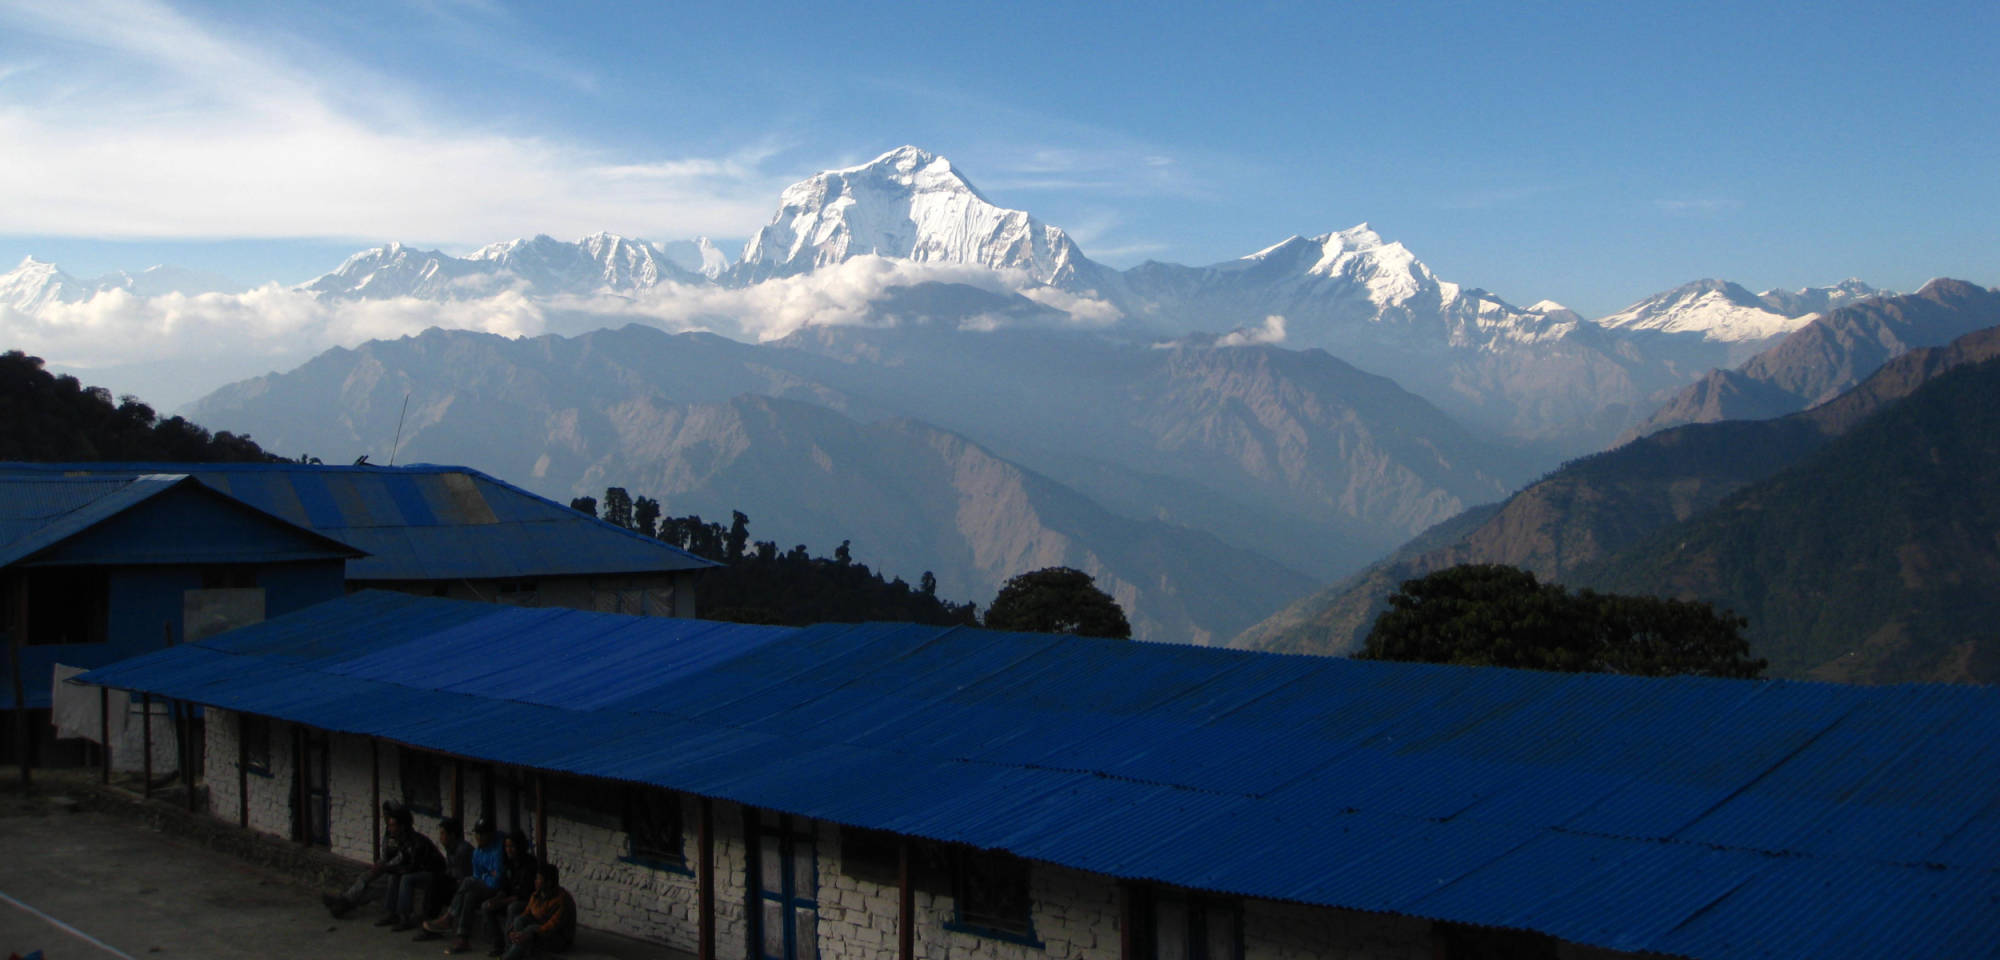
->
[0, 350, 275, 462]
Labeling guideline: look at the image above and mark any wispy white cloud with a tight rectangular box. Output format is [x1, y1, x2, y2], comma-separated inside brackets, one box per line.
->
[1655, 196, 1741, 216]
[0, 0, 788, 243]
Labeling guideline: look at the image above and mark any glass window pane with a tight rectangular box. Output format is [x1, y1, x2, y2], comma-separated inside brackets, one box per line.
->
[1204, 905, 1238, 960]
[762, 902, 786, 959]
[794, 907, 818, 960]
[761, 845, 784, 896]
[1156, 899, 1188, 960]
[792, 843, 816, 902]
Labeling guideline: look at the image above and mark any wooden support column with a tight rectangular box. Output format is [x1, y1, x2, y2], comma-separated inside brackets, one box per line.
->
[533, 773, 547, 865]
[698, 797, 715, 960]
[9, 575, 30, 791]
[451, 758, 464, 822]
[141, 692, 153, 800]
[369, 739, 381, 862]
[99, 686, 111, 785]
[237, 714, 249, 828]
[898, 838, 915, 960]
[294, 725, 309, 845]
[178, 702, 197, 812]
[1119, 882, 1135, 960]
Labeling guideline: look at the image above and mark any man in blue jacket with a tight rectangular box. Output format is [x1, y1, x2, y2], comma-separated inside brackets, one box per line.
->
[434, 817, 507, 954]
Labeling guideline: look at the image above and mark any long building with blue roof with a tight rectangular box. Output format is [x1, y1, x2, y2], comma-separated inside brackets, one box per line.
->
[77, 591, 2000, 960]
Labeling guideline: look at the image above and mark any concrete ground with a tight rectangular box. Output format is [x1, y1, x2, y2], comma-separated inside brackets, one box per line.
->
[0, 771, 686, 960]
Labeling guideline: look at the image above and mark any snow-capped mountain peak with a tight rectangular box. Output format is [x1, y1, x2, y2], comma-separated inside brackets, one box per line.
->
[732, 145, 1091, 286]
[1595, 277, 1815, 342]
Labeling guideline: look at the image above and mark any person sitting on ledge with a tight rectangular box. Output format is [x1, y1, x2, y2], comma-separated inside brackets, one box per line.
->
[499, 862, 575, 960]
[437, 817, 506, 953]
[479, 832, 540, 957]
[414, 816, 473, 941]
[324, 801, 428, 923]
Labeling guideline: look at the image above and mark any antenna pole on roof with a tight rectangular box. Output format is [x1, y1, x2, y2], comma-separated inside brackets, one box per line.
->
[389, 392, 410, 467]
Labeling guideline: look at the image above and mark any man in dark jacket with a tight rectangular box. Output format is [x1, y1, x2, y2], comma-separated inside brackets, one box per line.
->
[324, 801, 434, 923]
[480, 833, 539, 957]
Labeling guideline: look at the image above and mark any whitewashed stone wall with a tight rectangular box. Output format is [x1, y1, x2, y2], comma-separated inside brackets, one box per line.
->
[818, 825, 1122, 960]
[203, 707, 240, 823]
[537, 793, 755, 954]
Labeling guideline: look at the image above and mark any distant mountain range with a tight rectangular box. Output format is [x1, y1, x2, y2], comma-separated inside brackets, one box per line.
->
[8, 145, 1971, 652]
[1236, 282, 2000, 682]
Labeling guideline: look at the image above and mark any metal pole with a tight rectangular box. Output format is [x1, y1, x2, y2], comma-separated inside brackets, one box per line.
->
[898, 837, 914, 960]
[699, 797, 715, 960]
[141, 693, 153, 799]
[370, 739, 381, 862]
[99, 686, 110, 785]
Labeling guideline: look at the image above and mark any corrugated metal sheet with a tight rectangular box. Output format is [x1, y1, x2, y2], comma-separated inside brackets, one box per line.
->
[0, 473, 186, 566]
[0, 462, 715, 579]
[79, 592, 2000, 960]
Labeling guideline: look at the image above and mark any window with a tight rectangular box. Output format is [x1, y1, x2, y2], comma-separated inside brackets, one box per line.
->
[950, 849, 1037, 943]
[494, 580, 539, 607]
[623, 786, 684, 866]
[400, 748, 444, 815]
[1433, 923, 1556, 960]
[21, 569, 109, 645]
[539, 773, 622, 830]
[1135, 890, 1240, 960]
[841, 827, 948, 893]
[242, 714, 272, 775]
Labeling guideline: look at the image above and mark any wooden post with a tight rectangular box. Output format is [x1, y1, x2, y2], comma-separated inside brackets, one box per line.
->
[237, 714, 249, 828]
[698, 797, 715, 960]
[295, 725, 310, 845]
[534, 773, 547, 866]
[178, 701, 197, 812]
[9, 575, 30, 791]
[99, 686, 111, 785]
[370, 739, 381, 862]
[1119, 882, 1135, 960]
[451, 758, 464, 822]
[898, 837, 914, 960]
[141, 692, 153, 799]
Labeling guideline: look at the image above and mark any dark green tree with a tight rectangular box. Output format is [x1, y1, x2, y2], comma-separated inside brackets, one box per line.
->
[984, 567, 1132, 639]
[1359, 564, 1764, 678]
[919, 571, 937, 597]
[634, 496, 661, 538]
[601, 487, 634, 530]
[725, 511, 749, 563]
[569, 496, 597, 518]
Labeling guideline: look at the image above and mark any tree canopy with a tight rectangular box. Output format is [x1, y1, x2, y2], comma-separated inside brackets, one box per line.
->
[984, 566, 1132, 639]
[1358, 564, 1764, 678]
[0, 350, 277, 462]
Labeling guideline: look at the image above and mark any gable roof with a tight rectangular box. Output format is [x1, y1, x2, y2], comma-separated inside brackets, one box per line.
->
[0, 462, 716, 580]
[0, 472, 363, 569]
[78, 591, 2000, 960]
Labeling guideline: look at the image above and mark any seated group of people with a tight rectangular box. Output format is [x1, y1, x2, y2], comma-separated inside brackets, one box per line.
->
[323, 801, 576, 957]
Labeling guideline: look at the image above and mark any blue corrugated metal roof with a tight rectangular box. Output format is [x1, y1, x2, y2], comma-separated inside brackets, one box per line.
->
[0, 462, 715, 579]
[0, 473, 185, 567]
[78, 592, 2000, 960]
[0, 472, 363, 569]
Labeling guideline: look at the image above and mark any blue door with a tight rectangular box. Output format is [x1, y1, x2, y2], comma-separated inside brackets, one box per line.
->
[754, 810, 817, 960]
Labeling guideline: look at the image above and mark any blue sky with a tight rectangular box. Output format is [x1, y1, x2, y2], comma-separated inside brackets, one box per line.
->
[1, 0, 1995, 316]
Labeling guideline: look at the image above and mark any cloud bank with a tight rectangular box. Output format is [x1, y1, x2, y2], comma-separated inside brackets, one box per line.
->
[3, 257, 1123, 408]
